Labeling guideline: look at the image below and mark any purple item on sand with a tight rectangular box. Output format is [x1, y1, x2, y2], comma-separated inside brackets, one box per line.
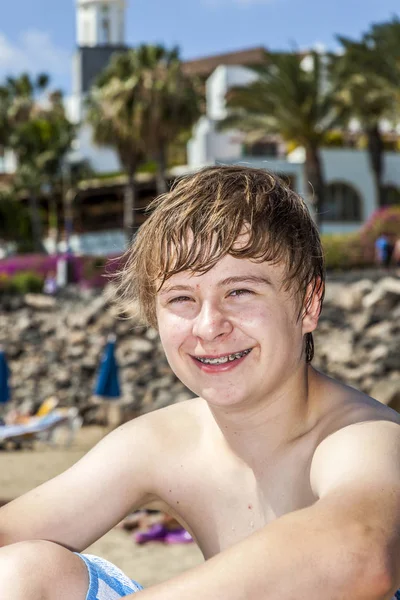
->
[134, 523, 193, 545]
[134, 523, 167, 544]
[164, 529, 193, 544]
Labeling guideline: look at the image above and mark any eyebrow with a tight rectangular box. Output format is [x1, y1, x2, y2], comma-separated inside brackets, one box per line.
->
[159, 275, 272, 296]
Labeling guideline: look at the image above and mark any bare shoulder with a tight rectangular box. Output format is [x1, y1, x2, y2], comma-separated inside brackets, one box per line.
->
[119, 397, 207, 450]
[310, 373, 400, 497]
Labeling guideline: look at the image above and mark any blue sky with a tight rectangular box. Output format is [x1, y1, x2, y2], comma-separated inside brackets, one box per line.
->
[1, 0, 399, 94]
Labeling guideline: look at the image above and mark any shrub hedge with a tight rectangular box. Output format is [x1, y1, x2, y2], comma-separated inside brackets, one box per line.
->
[0, 206, 399, 292]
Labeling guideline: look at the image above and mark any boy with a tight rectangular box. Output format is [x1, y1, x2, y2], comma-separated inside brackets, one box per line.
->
[1, 165, 400, 600]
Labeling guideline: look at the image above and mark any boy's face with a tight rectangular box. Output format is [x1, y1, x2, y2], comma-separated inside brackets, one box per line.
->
[156, 254, 318, 409]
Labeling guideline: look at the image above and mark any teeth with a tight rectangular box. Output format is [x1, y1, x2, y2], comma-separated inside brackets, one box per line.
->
[196, 349, 251, 365]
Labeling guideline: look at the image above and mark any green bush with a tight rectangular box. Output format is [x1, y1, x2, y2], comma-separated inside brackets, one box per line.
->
[5, 271, 44, 294]
[360, 206, 400, 240]
[322, 233, 369, 271]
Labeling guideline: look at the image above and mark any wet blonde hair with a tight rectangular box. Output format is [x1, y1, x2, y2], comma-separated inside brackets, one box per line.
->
[114, 165, 324, 362]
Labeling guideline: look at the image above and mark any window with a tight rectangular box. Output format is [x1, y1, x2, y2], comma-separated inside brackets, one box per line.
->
[383, 185, 400, 206]
[244, 141, 279, 157]
[101, 18, 110, 44]
[83, 19, 90, 45]
[323, 182, 362, 222]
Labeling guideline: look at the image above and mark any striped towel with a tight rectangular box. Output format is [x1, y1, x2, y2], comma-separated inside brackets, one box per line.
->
[77, 554, 143, 599]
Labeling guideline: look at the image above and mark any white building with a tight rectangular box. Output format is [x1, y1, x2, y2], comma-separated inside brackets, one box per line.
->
[187, 63, 400, 233]
[65, 0, 126, 172]
[2, 0, 399, 237]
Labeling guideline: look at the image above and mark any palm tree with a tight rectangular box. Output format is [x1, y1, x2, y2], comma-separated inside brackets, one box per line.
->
[332, 31, 399, 207]
[129, 45, 201, 194]
[0, 190, 32, 249]
[6, 79, 75, 251]
[87, 44, 201, 225]
[86, 72, 146, 240]
[220, 51, 339, 226]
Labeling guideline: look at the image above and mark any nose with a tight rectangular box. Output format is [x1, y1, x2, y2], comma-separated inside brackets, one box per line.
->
[192, 301, 232, 342]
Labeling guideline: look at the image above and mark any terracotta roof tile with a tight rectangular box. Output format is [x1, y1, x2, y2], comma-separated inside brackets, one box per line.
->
[182, 46, 267, 77]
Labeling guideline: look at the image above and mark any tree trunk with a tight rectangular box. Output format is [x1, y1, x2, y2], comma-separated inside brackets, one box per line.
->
[304, 145, 325, 229]
[29, 193, 45, 253]
[63, 188, 75, 254]
[366, 125, 385, 207]
[123, 169, 136, 243]
[155, 147, 168, 196]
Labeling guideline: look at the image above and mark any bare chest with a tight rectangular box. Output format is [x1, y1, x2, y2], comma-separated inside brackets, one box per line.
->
[158, 446, 316, 559]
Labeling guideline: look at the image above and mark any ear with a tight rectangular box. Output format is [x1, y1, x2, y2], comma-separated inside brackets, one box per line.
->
[301, 279, 323, 335]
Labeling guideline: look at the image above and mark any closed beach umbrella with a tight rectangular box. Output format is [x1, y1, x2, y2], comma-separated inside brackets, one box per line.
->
[0, 349, 10, 406]
[94, 336, 121, 399]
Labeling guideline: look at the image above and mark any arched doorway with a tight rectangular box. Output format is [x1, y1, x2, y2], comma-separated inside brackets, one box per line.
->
[383, 185, 400, 207]
[323, 182, 362, 222]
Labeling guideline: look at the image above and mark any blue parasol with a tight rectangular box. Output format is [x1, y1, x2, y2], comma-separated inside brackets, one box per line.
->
[0, 349, 10, 406]
[94, 336, 121, 399]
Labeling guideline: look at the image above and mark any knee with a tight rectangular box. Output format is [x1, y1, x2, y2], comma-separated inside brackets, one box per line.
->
[0, 540, 88, 599]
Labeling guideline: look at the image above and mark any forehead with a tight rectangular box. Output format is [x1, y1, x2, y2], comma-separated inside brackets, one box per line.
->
[158, 254, 286, 290]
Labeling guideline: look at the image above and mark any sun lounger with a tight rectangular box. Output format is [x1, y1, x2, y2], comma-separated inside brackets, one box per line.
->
[0, 408, 82, 449]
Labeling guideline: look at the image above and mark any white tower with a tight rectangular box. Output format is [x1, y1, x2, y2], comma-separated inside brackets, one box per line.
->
[76, 0, 126, 47]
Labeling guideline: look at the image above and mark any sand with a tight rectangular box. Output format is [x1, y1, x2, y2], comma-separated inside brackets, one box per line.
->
[0, 426, 204, 588]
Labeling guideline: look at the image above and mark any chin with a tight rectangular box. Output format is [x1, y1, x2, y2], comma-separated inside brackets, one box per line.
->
[198, 385, 252, 408]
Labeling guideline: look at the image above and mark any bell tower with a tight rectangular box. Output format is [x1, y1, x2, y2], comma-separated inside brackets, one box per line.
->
[73, 0, 127, 100]
[76, 0, 126, 48]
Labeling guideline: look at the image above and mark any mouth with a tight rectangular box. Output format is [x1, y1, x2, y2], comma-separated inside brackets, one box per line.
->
[193, 348, 252, 365]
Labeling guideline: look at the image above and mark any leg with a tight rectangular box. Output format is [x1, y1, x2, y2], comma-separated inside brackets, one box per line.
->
[0, 540, 89, 600]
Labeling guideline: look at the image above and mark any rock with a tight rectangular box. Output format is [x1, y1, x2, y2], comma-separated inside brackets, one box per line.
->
[67, 346, 86, 359]
[24, 294, 56, 310]
[130, 338, 154, 355]
[327, 279, 373, 311]
[67, 295, 107, 328]
[0, 271, 398, 417]
[369, 376, 400, 409]
[362, 277, 400, 311]
[316, 329, 354, 365]
[145, 328, 159, 341]
[68, 331, 87, 346]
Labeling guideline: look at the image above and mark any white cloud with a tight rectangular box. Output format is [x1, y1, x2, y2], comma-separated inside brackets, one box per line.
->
[0, 30, 70, 79]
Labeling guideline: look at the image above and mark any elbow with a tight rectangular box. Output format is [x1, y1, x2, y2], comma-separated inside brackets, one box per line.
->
[345, 527, 397, 600]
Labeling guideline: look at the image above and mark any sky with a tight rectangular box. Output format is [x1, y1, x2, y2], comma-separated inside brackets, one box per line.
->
[0, 0, 399, 94]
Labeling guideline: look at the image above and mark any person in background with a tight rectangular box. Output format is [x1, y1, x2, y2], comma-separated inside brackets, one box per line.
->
[375, 233, 394, 268]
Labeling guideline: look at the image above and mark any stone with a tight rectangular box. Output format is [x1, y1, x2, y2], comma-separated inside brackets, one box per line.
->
[369, 377, 400, 409]
[0, 271, 399, 418]
[130, 338, 154, 355]
[24, 294, 57, 311]
[362, 277, 400, 311]
[327, 279, 373, 311]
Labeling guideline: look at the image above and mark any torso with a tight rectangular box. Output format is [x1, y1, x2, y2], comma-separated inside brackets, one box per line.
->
[144, 371, 400, 560]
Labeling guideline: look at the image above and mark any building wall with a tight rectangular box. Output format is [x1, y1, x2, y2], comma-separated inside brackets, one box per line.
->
[73, 46, 126, 96]
[187, 63, 400, 234]
[77, 0, 125, 48]
[187, 117, 243, 167]
[206, 65, 258, 120]
[320, 149, 400, 233]
[73, 123, 121, 172]
[0, 151, 17, 174]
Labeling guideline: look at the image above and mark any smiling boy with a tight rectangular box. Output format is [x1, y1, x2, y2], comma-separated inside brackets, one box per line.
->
[1, 165, 400, 600]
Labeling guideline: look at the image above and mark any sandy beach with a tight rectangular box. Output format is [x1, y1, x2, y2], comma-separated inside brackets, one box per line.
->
[0, 426, 204, 588]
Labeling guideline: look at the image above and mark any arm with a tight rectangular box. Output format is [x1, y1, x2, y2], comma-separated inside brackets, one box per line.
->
[130, 420, 400, 600]
[0, 414, 161, 551]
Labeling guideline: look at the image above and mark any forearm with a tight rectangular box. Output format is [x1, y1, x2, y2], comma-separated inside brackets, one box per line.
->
[128, 507, 390, 600]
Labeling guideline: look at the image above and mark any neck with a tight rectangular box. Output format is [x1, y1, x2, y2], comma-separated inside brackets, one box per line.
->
[207, 365, 320, 466]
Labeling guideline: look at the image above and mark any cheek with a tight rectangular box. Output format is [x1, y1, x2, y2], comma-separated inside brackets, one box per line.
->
[158, 312, 190, 352]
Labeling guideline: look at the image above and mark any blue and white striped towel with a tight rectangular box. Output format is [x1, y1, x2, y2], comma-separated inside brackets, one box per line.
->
[77, 553, 143, 599]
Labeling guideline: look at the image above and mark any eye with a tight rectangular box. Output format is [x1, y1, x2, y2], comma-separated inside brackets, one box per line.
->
[168, 296, 193, 304]
[229, 289, 254, 297]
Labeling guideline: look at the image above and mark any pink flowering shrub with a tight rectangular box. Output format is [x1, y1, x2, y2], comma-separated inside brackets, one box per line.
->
[0, 254, 124, 289]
